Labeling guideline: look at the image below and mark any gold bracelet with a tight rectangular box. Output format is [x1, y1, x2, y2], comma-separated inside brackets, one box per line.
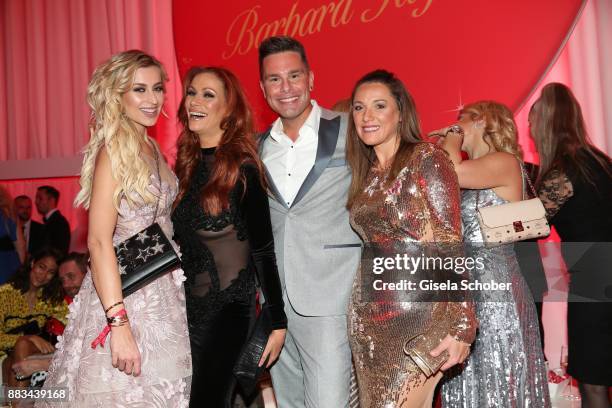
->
[104, 301, 124, 315]
[108, 315, 129, 327]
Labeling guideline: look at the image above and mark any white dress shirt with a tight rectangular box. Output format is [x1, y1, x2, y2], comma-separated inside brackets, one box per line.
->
[263, 101, 320, 207]
[44, 208, 58, 221]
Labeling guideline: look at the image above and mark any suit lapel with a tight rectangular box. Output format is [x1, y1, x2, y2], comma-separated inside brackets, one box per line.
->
[291, 115, 340, 207]
[259, 132, 290, 209]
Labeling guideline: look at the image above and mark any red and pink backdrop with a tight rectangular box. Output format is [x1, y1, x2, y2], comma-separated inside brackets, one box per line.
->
[2, 0, 611, 242]
[173, 0, 583, 132]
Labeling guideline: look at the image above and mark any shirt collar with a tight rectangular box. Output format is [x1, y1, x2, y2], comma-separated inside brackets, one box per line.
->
[269, 100, 321, 143]
[45, 208, 58, 219]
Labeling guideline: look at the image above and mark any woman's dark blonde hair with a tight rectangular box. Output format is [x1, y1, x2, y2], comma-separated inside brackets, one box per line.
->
[461, 101, 522, 158]
[346, 70, 422, 209]
[531, 82, 611, 188]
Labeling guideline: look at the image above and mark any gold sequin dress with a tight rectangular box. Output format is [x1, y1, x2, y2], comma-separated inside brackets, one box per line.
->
[348, 143, 477, 407]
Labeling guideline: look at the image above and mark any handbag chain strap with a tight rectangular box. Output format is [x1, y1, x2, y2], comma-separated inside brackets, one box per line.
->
[151, 144, 161, 224]
[476, 158, 536, 210]
[521, 162, 538, 198]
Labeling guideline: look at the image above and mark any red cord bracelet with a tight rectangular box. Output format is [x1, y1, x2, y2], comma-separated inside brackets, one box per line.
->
[91, 308, 128, 349]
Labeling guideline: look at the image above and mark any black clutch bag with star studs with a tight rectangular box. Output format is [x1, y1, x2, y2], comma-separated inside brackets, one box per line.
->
[114, 147, 180, 297]
[115, 222, 180, 297]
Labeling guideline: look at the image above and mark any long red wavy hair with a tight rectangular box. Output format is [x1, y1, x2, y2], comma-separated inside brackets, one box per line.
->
[174, 67, 265, 215]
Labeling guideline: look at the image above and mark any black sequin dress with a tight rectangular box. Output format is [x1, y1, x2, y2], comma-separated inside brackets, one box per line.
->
[172, 147, 287, 407]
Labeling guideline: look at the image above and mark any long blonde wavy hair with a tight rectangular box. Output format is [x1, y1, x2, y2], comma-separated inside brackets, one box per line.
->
[461, 101, 522, 158]
[74, 50, 167, 210]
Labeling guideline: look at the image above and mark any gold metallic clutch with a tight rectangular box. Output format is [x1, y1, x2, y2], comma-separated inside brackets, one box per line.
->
[403, 332, 449, 377]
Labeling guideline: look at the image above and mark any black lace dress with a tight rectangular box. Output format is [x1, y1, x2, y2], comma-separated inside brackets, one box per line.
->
[538, 150, 612, 386]
[172, 147, 287, 406]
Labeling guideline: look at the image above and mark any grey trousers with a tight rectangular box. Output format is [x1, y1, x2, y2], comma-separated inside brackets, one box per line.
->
[270, 297, 352, 408]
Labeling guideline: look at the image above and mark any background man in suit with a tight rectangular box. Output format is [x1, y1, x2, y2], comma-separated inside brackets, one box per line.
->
[35, 186, 70, 254]
[14, 195, 45, 256]
[258, 36, 361, 408]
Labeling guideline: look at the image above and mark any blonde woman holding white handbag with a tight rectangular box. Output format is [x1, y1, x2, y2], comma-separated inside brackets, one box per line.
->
[431, 101, 551, 407]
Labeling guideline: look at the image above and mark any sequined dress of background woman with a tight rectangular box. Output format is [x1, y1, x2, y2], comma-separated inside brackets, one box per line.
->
[348, 143, 477, 407]
[441, 186, 550, 407]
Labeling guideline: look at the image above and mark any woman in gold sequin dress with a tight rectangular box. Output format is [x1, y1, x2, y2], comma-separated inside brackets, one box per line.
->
[346, 70, 477, 408]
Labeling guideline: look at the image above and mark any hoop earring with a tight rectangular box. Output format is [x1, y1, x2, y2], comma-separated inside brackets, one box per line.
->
[161, 107, 169, 119]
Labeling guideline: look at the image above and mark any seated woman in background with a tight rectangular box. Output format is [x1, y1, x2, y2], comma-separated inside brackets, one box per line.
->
[10, 252, 89, 388]
[531, 83, 612, 408]
[433, 101, 550, 407]
[0, 248, 67, 387]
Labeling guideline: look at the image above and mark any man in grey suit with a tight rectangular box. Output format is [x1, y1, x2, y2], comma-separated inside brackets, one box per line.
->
[258, 36, 361, 408]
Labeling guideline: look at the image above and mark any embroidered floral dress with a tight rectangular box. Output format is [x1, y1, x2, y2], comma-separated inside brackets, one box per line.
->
[37, 153, 192, 407]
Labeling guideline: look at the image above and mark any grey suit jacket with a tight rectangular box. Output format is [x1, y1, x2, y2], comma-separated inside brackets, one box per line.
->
[259, 108, 361, 316]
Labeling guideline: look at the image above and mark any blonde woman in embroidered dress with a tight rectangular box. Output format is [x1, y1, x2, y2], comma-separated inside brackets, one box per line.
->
[37, 50, 192, 407]
[432, 101, 550, 407]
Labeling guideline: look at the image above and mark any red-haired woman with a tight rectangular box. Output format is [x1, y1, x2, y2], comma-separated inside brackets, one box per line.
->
[171, 67, 287, 407]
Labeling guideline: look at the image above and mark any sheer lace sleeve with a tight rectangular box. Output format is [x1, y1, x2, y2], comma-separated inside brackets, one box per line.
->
[418, 145, 477, 344]
[242, 165, 287, 330]
[538, 169, 574, 219]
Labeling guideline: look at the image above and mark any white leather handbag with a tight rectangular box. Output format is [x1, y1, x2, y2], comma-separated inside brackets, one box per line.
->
[476, 163, 551, 247]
